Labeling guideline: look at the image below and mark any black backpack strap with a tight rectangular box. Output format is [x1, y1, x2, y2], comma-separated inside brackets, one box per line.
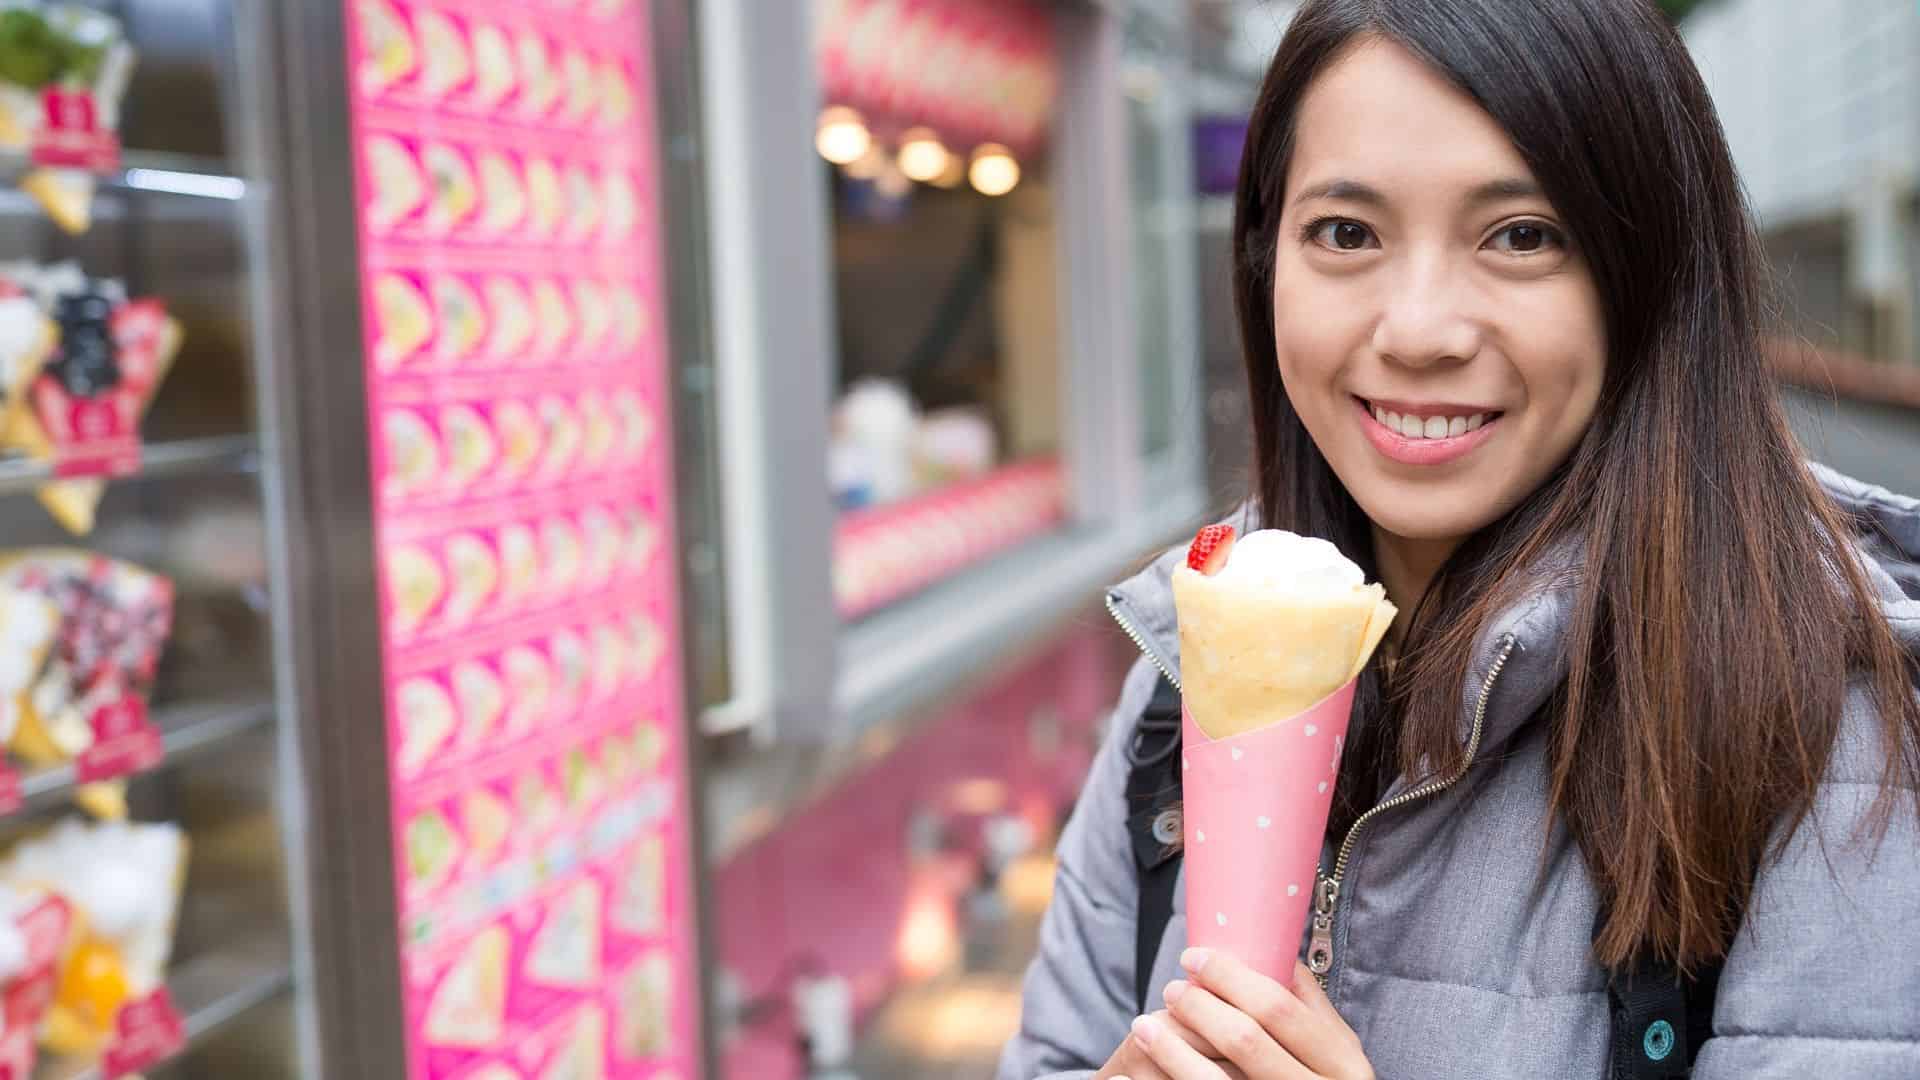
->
[1125, 674, 1185, 1014]
[1602, 913, 1726, 1078]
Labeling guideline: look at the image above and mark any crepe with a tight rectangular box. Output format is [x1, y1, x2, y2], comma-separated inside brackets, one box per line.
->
[395, 677, 456, 777]
[358, 0, 417, 94]
[469, 24, 517, 109]
[1171, 530, 1395, 738]
[453, 660, 505, 746]
[365, 135, 426, 230]
[423, 925, 508, 1048]
[433, 275, 487, 363]
[415, 9, 471, 99]
[373, 272, 433, 370]
[422, 143, 480, 233]
[483, 277, 534, 364]
[525, 880, 600, 988]
[477, 151, 527, 235]
[384, 409, 439, 497]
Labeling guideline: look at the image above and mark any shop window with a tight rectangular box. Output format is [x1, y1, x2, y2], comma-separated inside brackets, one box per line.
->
[814, 0, 1068, 619]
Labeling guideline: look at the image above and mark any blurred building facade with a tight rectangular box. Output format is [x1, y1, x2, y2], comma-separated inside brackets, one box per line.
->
[1685, 0, 1920, 367]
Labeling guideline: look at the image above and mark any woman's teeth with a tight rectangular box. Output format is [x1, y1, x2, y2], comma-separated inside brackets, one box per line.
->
[1369, 404, 1488, 439]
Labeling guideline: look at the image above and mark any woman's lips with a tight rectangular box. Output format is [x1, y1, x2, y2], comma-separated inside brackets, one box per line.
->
[1355, 396, 1502, 466]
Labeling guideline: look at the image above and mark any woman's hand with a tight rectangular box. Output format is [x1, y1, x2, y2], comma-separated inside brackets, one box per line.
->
[1101, 948, 1375, 1080]
[1092, 1009, 1236, 1080]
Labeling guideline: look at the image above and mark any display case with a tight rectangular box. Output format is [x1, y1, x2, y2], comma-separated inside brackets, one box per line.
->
[0, 1, 296, 1076]
[0, 1, 716, 1077]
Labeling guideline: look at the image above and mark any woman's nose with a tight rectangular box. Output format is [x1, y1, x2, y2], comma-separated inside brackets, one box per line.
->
[1370, 257, 1481, 368]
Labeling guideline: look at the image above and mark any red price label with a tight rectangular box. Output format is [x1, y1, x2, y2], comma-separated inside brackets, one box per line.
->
[31, 378, 142, 479]
[0, 765, 19, 817]
[43, 89, 96, 133]
[101, 988, 185, 1078]
[31, 89, 120, 172]
[76, 698, 163, 783]
[1, 969, 54, 1033]
[0, 894, 74, 1078]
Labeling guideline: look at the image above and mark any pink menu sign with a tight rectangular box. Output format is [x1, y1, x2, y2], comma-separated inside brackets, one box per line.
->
[341, 0, 704, 1077]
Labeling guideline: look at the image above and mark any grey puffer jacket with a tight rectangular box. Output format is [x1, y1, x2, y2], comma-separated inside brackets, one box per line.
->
[1000, 464, 1920, 1080]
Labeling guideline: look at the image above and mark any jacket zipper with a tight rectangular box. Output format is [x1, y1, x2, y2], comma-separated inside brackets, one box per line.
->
[1307, 633, 1516, 987]
[1105, 592, 1181, 691]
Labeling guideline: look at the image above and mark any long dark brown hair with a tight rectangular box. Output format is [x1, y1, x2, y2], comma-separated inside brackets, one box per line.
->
[1235, 0, 1920, 973]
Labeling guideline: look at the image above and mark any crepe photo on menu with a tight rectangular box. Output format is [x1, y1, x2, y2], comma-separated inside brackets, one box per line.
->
[423, 924, 509, 1049]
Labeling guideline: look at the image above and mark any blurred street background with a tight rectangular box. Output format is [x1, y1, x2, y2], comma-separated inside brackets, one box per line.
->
[0, 1, 1907, 1078]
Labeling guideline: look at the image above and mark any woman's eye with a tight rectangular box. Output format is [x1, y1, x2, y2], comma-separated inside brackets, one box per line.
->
[1310, 219, 1376, 251]
[1487, 222, 1563, 254]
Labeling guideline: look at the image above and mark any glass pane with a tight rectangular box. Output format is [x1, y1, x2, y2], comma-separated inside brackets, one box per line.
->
[828, 167, 1062, 507]
[816, 0, 1069, 619]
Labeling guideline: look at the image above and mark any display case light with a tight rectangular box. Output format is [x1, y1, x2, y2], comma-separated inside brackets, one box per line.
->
[816, 104, 872, 165]
[968, 143, 1020, 197]
[897, 127, 950, 183]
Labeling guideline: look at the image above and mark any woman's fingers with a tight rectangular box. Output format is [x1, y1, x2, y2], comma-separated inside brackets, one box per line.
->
[1152, 1008, 1226, 1060]
[1181, 949, 1365, 1079]
[1131, 1013, 1251, 1080]
[1162, 979, 1315, 1079]
[1096, 1040, 1172, 1080]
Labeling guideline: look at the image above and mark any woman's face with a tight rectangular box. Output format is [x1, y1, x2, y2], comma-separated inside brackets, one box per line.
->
[1273, 38, 1606, 548]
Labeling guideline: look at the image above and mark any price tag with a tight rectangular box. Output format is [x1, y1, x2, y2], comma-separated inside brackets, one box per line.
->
[3, 896, 71, 1030]
[76, 698, 163, 783]
[101, 987, 186, 1078]
[31, 377, 142, 479]
[30, 89, 121, 173]
[0, 895, 75, 1079]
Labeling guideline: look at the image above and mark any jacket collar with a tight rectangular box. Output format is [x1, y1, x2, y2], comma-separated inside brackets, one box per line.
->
[1108, 464, 1920, 765]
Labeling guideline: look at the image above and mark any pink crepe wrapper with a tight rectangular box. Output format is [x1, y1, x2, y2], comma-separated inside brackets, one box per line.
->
[1181, 676, 1356, 980]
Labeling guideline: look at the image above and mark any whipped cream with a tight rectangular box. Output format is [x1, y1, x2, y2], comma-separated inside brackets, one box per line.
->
[1209, 529, 1365, 593]
[3, 819, 185, 984]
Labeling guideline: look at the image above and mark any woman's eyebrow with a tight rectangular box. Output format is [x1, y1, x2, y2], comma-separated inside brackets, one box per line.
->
[1292, 179, 1385, 207]
[1290, 176, 1543, 208]
[1463, 177, 1544, 206]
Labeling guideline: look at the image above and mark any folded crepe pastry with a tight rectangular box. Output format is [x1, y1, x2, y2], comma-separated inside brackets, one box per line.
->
[2, 818, 187, 1055]
[1172, 527, 1396, 738]
[0, 550, 173, 820]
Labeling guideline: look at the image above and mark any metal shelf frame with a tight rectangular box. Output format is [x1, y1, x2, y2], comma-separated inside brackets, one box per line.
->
[0, 435, 259, 498]
[16, 698, 276, 813]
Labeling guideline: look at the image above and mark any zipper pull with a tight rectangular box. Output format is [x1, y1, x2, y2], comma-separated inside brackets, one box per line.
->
[1307, 873, 1338, 978]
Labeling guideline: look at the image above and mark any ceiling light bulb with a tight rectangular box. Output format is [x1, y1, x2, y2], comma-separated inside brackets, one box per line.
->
[816, 105, 871, 165]
[897, 127, 950, 183]
[968, 143, 1020, 197]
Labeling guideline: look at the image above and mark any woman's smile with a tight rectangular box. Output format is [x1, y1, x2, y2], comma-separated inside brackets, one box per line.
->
[1352, 396, 1504, 467]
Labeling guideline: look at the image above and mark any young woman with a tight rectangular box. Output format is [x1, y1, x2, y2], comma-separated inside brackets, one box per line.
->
[1000, 2, 1920, 1078]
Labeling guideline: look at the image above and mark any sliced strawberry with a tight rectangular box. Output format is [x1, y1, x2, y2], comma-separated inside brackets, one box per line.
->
[1186, 524, 1235, 574]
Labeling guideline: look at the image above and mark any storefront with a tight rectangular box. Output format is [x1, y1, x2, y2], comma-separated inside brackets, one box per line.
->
[688, 0, 1212, 1074]
[0, 0, 1216, 1077]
